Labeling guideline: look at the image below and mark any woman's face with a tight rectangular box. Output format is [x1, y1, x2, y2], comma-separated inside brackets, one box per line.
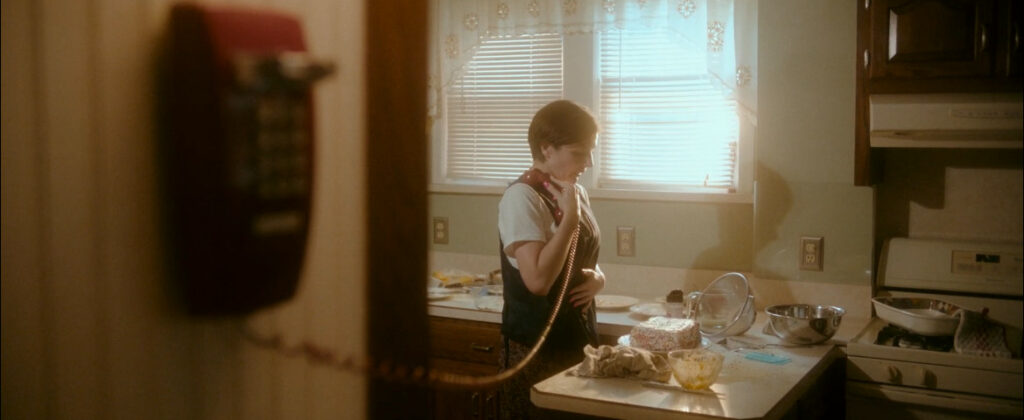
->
[541, 138, 595, 183]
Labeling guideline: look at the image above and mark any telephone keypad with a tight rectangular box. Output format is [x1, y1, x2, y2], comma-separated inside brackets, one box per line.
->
[252, 95, 311, 200]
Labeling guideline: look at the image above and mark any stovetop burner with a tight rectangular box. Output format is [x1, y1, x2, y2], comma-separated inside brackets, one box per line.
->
[875, 324, 954, 352]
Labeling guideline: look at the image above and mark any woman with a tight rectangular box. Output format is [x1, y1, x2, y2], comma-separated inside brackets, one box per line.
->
[497, 100, 606, 418]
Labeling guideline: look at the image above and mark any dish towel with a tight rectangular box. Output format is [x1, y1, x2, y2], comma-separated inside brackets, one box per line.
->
[953, 309, 1012, 358]
[572, 344, 672, 382]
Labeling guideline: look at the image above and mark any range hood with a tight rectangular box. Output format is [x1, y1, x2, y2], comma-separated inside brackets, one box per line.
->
[870, 93, 1023, 149]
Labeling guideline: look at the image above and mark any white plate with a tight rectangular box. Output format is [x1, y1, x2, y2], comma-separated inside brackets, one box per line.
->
[617, 335, 712, 351]
[595, 294, 639, 310]
[427, 287, 463, 295]
[427, 293, 452, 301]
[630, 302, 667, 318]
[474, 295, 504, 312]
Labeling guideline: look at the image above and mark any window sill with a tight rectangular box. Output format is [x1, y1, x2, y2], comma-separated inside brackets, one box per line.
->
[428, 183, 754, 204]
[429, 183, 505, 196]
[589, 188, 753, 204]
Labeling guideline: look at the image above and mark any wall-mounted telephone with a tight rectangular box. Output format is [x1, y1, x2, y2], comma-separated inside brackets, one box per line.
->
[164, 4, 333, 315]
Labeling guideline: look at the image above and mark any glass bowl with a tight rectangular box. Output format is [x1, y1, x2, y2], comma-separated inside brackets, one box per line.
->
[667, 348, 725, 390]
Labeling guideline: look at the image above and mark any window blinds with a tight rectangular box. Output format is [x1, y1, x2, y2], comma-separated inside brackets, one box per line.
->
[445, 34, 564, 183]
[598, 29, 738, 192]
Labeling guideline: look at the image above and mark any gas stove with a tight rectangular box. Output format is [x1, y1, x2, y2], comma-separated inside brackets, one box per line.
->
[850, 316, 1020, 371]
[874, 324, 954, 352]
[846, 238, 1023, 419]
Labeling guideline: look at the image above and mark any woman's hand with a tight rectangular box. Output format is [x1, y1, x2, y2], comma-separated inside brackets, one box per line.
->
[544, 178, 580, 225]
[512, 177, 585, 297]
[570, 268, 605, 309]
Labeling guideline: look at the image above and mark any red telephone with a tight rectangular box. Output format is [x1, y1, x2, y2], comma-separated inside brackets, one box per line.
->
[164, 4, 333, 315]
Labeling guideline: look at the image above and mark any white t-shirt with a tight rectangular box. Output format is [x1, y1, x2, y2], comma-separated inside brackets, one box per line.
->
[498, 183, 589, 269]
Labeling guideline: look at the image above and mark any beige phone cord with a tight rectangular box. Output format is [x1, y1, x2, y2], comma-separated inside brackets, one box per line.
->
[242, 226, 582, 390]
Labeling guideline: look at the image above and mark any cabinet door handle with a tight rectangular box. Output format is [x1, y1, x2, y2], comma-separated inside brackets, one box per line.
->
[484, 393, 497, 420]
[863, 49, 870, 70]
[980, 24, 989, 52]
[471, 392, 480, 418]
[1013, 23, 1021, 54]
[471, 344, 494, 353]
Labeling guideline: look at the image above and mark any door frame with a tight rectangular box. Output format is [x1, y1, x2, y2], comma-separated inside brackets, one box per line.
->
[366, 0, 430, 417]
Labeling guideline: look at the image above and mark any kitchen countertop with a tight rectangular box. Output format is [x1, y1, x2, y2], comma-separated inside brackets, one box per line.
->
[532, 313, 867, 420]
[428, 291, 865, 340]
[428, 290, 870, 419]
[428, 293, 503, 323]
[427, 290, 639, 336]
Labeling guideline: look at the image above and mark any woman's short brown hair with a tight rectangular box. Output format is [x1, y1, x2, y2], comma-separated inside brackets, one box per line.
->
[528, 100, 598, 162]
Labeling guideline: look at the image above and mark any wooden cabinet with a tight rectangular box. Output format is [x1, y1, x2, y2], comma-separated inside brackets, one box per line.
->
[426, 316, 621, 419]
[428, 316, 503, 420]
[789, 353, 846, 420]
[854, 0, 1022, 185]
[867, 0, 997, 82]
[1005, 0, 1023, 77]
[863, 0, 1021, 90]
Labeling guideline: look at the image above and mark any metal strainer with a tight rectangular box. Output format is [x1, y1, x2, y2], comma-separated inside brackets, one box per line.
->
[697, 272, 755, 339]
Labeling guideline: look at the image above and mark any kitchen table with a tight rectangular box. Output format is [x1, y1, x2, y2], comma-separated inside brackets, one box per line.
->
[531, 313, 867, 420]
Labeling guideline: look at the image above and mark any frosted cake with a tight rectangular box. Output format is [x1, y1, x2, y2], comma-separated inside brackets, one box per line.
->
[629, 316, 701, 352]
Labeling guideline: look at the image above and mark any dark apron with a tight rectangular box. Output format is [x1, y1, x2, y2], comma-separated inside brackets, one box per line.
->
[499, 170, 601, 353]
[497, 171, 602, 419]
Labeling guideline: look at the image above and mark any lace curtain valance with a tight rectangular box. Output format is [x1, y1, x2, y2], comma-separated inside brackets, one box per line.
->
[428, 0, 757, 118]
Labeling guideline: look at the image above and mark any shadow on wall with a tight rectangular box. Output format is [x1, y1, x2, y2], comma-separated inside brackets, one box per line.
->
[692, 163, 792, 277]
[876, 148, 1024, 245]
[751, 163, 793, 281]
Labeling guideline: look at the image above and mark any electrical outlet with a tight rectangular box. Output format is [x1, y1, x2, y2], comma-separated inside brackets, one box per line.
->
[433, 217, 449, 244]
[617, 226, 635, 257]
[800, 236, 823, 271]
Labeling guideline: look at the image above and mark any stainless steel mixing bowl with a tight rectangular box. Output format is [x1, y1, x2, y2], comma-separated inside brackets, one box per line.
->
[765, 304, 845, 345]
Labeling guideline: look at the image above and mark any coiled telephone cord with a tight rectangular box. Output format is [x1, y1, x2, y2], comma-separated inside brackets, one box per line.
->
[242, 227, 581, 390]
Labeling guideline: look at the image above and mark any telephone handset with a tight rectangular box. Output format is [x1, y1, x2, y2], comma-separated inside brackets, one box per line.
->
[164, 4, 334, 315]
[519, 168, 566, 224]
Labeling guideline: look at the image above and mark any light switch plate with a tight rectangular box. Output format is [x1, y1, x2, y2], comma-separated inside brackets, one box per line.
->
[800, 236, 823, 271]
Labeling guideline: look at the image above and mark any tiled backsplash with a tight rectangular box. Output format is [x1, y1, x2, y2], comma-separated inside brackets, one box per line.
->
[431, 251, 871, 319]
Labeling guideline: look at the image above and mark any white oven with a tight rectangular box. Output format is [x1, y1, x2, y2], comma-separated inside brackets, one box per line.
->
[846, 238, 1023, 419]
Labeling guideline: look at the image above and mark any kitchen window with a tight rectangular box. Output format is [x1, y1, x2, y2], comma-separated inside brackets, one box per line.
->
[597, 28, 741, 194]
[442, 33, 564, 186]
[428, 0, 757, 202]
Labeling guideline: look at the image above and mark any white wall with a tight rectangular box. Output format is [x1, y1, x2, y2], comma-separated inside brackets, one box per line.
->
[1, 0, 367, 419]
[754, 1, 873, 284]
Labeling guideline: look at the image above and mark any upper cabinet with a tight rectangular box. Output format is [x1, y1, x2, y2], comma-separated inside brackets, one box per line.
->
[1007, 0, 1023, 77]
[855, 0, 1023, 185]
[869, 0, 994, 80]
[865, 0, 1021, 90]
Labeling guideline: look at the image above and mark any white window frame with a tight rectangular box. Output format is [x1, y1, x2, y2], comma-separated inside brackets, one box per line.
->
[430, 32, 754, 204]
